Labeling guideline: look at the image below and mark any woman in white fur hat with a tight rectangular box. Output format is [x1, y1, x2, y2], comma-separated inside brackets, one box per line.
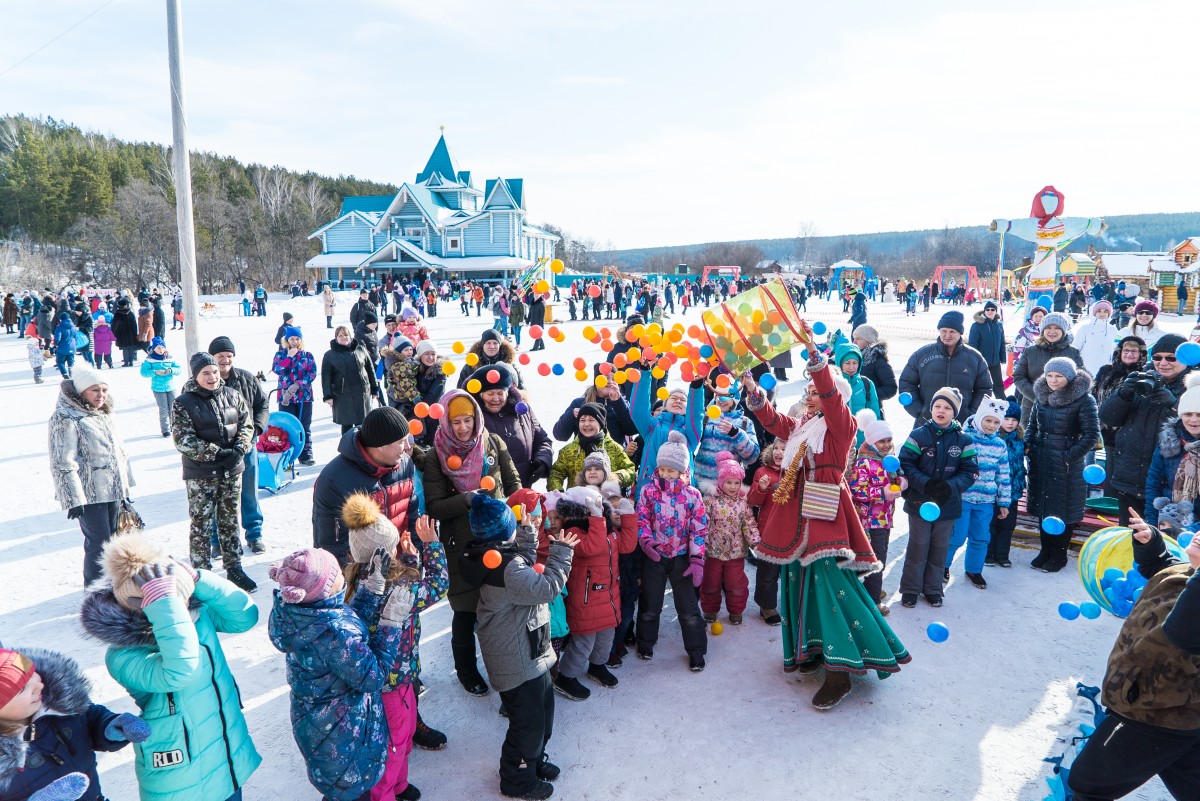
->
[47, 364, 134, 585]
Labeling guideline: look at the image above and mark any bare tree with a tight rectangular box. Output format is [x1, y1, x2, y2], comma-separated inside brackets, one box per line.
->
[795, 219, 820, 268]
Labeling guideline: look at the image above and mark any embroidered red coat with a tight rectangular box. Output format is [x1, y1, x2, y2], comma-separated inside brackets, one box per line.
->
[747, 361, 881, 574]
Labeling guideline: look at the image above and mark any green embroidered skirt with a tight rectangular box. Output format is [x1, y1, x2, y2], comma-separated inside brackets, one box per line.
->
[781, 556, 910, 677]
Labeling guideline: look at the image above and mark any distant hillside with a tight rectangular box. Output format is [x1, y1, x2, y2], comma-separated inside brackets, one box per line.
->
[609, 212, 1200, 277]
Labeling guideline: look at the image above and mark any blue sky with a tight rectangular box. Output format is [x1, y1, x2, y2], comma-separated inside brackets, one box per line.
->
[1, 0, 1195, 248]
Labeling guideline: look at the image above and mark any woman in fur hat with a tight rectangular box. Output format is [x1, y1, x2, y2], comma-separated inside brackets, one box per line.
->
[0, 646, 148, 801]
[740, 320, 909, 710]
[47, 366, 135, 585]
[423, 390, 520, 696]
[1026, 357, 1100, 573]
[79, 532, 260, 801]
[1013, 311, 1084, 426]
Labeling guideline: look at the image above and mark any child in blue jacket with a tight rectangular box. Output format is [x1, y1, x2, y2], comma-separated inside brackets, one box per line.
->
[945, 396, 1011, 590]
[140, 337, 182, 438]
[898, 387, 979, 609]
[53, 314, 77, 379]
[0, 646, 149, 801]
[270, 545, 411, 801]
[987, 399, 1026, 567]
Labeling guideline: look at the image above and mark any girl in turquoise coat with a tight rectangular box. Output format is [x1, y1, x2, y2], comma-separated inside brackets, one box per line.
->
[80, 532, 260, 801]
[140, 337, 182, 437]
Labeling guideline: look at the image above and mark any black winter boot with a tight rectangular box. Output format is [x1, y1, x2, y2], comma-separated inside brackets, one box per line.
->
[452, 644, 489, 695]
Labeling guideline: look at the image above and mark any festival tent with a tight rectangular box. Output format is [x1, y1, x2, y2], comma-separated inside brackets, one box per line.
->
[828, 259, 875, 292]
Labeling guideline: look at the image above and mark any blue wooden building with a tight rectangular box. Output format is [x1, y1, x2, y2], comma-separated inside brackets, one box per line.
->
[306, 132, 559, 283]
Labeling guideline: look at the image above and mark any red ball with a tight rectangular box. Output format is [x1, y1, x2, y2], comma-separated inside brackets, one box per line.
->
[518, 353, 531, 365]
[538, 363, 551, 376]
[486, 369, 501, 383]
[529, 325, 544, 339]
[588, 285, 601, 298]
[533, 562, 546, 574]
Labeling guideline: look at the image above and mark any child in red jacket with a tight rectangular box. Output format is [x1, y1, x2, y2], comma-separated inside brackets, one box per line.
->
[551, 485, 635, 701]
[700, 452, 761, 625]
[747, 437, 784, 625]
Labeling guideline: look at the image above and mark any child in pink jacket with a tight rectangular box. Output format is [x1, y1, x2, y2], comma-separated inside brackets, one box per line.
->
[92, 317, 116, 370]
[848, 411, 906, 615]
[700, 452, 760, 625]
[635, 430, 709, 671]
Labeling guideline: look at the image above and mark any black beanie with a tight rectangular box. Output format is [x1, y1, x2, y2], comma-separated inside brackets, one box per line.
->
[1152, 333, 1187, 356]
[359, 407, 409, 448]
[471, 363, 514, 394]
[208, 336, 236, 356]
[190, 351, 217, 378]
[363, 311, 379, 326]
[481, 328, 502, 344]
[578, 401, 607, 430]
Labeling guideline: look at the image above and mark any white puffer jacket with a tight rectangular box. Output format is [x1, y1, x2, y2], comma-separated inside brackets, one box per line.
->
[48, 380, 134, 509]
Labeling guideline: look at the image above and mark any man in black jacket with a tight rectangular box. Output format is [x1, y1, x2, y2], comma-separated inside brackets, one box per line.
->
[968, 301, 1007, 394]
[1099, 334, 1192, 526]
[897, 310, 993, 423]
[210, 336, 270, 554]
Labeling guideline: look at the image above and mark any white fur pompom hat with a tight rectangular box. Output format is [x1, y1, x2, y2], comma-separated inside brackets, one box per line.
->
[102, 532, 195, 610]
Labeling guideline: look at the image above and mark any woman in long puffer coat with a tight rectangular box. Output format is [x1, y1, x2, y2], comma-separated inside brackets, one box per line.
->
[1025, 357, 1100, 574]
[321, 325, 379, 434]
[1093, 335, 1146, 448]
[110, 298, 140, 366]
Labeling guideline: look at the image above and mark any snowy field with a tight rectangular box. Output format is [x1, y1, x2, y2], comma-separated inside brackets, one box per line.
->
[2, 287, 1187, 801]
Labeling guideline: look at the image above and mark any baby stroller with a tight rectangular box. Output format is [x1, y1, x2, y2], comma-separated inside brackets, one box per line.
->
[257, 398, 306, 494]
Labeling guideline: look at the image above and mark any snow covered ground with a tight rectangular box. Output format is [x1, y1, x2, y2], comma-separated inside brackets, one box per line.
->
[2, 288, 1185, 800]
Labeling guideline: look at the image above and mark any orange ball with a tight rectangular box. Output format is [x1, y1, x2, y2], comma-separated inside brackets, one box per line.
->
[598, 362, 613, 375]
[625, 367, 641, 383]
[428, 403, 445, 419]
[409, 419, 424, 436]
[715, 374, 731, 389]
[480, 475, 496, 491]
[600, 340, 615, 353]
[573, 357, 586, 370]
[548, 326, 561, 339]
[533, 562, 546, 574]
[613, 353, 628, 368]
[483, 549, 502, 569]
[414, 402, 430, 418]
[447, 455, 463, 470]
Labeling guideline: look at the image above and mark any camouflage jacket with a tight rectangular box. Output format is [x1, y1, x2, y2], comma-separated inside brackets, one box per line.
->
[1103, 530, 1200, 730]
[172, 379, 254, 480]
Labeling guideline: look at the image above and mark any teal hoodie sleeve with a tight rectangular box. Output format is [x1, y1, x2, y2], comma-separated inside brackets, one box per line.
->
[106, 594, 203, 694]
[191, 570, 259, 634]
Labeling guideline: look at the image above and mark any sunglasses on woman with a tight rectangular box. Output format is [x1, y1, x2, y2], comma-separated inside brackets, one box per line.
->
[1152, 354, 1177, 362]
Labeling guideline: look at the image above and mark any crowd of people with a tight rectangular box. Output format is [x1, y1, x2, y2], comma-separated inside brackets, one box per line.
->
[7, 270, 1200, 801]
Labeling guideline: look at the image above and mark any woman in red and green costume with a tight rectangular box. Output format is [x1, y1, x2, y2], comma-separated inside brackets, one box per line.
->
[741, 320, 909, 709]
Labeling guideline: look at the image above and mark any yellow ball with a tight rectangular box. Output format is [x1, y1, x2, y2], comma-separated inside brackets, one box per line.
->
[464, 352, 479, 366]
[575, 369, 589, 382]
[441, 361, 456, 375]
[595, 375, 609, 388]
[466, 378, 482, 394]
[651, 367, 665, 379]
[711, 621, 724, 635]
[706, 404, 721, 419]
[550, 258, 565, 273]
[583, 325, 597, 340]
[656, 387, 670, 401]
[613, 370, 627, 384]
[511, 504, 523, 520]
[452, 341, 465, 354]
[535, 279, 549, 294]
[889, 484, 901, 492]
[627, 347, 641, 362]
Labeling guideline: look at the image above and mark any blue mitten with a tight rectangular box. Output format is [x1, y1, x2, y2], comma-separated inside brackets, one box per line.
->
[29, 773, 89, 801]
[105, 712, 151, 744]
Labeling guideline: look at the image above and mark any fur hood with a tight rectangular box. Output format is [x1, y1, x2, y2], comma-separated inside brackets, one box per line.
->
[55, 379, 114, 416]
[80, 581, 169, 648]
[467, 338, 516, 365]
[1033, 369, 1093, 406]
[0, 648, 93, 790]
[1156, 417, 1200, 460]
[972, 310, 1002, 325]
[861, 341, 888, 364]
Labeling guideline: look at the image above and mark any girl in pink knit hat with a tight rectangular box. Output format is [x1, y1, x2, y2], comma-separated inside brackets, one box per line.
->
[699, 451, 760, 626]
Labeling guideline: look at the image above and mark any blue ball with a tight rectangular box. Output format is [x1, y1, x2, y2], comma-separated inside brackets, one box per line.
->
[1111, 578, 1129, 598]
[1079, 602, 1102, 619]
[800, 349, 809, 360]
[882, 454, 901, 472]
[758, 373, 777, 391]
[926, 622, 950, 643]
[898, 392, 913, 406]
[1176, 341, 1200, 367]
[1104, 587, 1118, 606]
[551, 364, 564, 376]
[1058, 602, 1080, 620]
[919, 501, 940, 522]
[1043, 516, 1066, 536]
[1103, 567, 1124, 584]
[1082, 464, 1106, 485]
[1133, 587, 1144, 603]
[1180, 532, 1195, 548]
[812, 321, 827, 335]
[514, 401, 529, 415]
[699, 345, 714, 359]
